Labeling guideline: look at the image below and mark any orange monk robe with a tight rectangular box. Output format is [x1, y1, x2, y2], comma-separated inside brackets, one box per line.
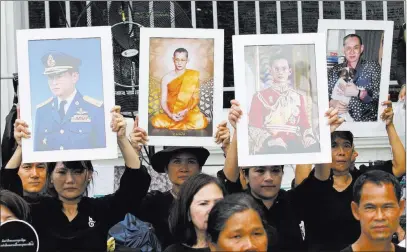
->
[151, 69, 208, 130]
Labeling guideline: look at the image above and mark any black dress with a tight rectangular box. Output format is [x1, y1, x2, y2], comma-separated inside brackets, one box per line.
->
[0, 166, 151, 252]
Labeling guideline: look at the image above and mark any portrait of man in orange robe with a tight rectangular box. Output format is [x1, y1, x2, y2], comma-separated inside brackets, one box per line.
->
[151, 48, 209, 130]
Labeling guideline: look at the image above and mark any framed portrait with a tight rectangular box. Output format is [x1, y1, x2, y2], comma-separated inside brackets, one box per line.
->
[138, 28, 224, 146]
[318, 19, 394, 137]
[233, 33, 332, 167]
[17, 26, 117, 163]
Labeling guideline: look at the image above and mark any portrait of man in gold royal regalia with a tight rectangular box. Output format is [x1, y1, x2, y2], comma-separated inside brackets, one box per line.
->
[246, 45, 321, 155]
[148, 38, 214, 137]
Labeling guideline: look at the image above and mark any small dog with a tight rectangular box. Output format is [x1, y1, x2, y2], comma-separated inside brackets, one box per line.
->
[332, 67, 356, 122]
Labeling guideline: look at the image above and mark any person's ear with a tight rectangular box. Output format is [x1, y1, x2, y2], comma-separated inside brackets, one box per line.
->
[399, 199, 406, 217]
[360, 44, 364, 54]
[87, 170, 94, 182]
[351, 201, 360, 221]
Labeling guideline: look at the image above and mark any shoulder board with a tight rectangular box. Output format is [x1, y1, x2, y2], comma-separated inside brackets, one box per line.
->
[83, 96, 103, 107]
[36, 97, 53, 109]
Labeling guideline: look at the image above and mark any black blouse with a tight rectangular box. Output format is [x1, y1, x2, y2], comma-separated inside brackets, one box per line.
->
[0, 166, 151, 252]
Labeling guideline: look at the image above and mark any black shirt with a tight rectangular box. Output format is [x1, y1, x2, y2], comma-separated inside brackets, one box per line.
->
[340, 244, 405, 252]
[0, 166, 151, 252]
[164, 243, 210, 252]
[217, 170, 307, 252]
[133, 190, 175, 250]
[301, 161, 394, 252]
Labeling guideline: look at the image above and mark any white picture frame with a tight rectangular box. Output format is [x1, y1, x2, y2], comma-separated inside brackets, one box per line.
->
[17, 26, 117, 163]
[318, 19, 394, 137]
[138, 28, 224, 147]
[233, 33, 332, 167]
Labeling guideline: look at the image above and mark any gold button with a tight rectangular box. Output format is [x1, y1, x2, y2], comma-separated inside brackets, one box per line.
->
[60, 146, 64, 150]
[60, 129, 64, 134]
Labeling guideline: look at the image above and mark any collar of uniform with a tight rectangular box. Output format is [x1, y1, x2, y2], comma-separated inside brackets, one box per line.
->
[57, 89, 77, 110]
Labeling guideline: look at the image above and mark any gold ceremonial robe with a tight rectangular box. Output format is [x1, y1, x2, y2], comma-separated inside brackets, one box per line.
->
[151, 69, 208, 130]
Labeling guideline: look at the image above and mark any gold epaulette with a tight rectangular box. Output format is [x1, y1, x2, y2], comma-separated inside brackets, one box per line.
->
[83, 96, 103, 107]
[36, 97, 53, 109]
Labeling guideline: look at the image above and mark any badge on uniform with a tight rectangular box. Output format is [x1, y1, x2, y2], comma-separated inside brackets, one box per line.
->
[71, 108, 91, 122]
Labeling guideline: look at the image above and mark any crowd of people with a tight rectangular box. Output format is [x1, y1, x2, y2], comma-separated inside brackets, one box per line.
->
[0, 95, 405, 252]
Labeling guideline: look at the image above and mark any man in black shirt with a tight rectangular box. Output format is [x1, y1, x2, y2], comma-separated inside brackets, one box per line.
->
[300, 100, 406, 251]
[341, 170, 405, 252]
[397, 23, 406, 100]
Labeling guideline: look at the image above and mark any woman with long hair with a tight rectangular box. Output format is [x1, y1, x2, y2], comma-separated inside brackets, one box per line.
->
[165, 173, 226, 252]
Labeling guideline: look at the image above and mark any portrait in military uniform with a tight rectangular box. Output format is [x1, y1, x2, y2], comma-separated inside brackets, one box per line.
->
[233, 34, 332, 166]
[138, 28, 224, 147]
[28, 39, 106, 152]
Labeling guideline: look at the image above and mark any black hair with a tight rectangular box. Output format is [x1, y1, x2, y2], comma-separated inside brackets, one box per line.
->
[207, 193, 269, 244]
[343, 34, 363, 46]
[164, 150, 203, 173]
[353, 170, 402, 205]
[46, 161, 94, 197]
[269, 47, 292, 68]
[173, 48, 189, 58]
[243, 166, 284, 177]
[0, 189, 31, 222]
[331, 131, 354, 146]
[168, 173, 227, 246]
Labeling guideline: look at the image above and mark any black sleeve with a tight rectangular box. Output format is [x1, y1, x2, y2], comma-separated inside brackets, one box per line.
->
[93, 165, 151, 228]
[369, 160, 395, 176]
[396, 24, 406, 86]
[133, 190, 162, 224]
[217, 169, 244, 194]
[0, 167, 24, 196]
[289, 169, 333, 217]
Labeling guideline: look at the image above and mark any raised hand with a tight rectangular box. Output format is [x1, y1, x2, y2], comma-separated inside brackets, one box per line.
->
[129, 116, 148, 151]
[215, 121, 230, 148]
[325, 107, 345, 133]
[110, 106, 127, 138]
[228, 100, 243, 129]
[14, 119, 31, 146]
[380, 100, 394, 126]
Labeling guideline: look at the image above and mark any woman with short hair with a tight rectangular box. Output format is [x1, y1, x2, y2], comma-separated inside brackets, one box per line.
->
[207, 193, 271, 252]
[0, 189, 31, 223]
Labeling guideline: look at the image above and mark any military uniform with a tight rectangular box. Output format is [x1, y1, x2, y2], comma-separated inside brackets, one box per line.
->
[34, 92, 106, 151]
[33, 52, 106, 151]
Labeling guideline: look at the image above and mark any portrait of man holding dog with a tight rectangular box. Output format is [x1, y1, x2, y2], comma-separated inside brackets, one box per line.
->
[327, 33, 382, 122]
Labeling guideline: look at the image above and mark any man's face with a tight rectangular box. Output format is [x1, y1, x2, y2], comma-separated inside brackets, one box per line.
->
[18, 163, 47, 193]
[343, 36, 364, 65]
[270, 58, 291, 84]
[173, 52, 188, 71]
[47, 71, 78, 98]
[351, 182, 405, 242]
[331, 137, 353, 173]
[166, 152, 200, 186]
[246, 166, 283, 201]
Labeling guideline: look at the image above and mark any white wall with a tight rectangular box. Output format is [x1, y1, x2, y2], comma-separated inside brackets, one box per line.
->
[0, 1, 399, 194]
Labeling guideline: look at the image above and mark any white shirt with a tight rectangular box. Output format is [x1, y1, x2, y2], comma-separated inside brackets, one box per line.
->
[58, 89, 77, 114]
